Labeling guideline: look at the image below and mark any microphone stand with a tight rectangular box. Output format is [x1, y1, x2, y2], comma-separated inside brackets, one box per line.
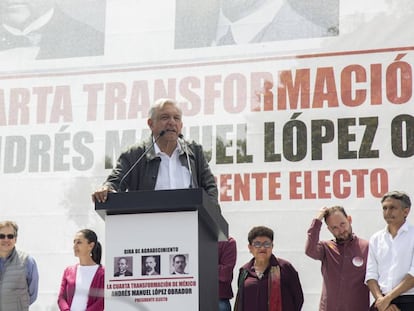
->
[178, 134, 194, 188]
[118, 130, 165, 191]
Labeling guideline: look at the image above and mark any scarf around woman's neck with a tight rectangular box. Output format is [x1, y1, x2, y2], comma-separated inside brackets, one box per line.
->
[235, 260, 282, 311]
[268, 265, 282, 311]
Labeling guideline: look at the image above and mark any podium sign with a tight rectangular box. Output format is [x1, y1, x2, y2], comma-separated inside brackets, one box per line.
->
[96, 189, 228, 311]
[105, 211, 199, 310]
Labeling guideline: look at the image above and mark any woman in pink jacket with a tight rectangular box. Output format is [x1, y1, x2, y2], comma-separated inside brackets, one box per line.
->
[58, 229, 104, 311]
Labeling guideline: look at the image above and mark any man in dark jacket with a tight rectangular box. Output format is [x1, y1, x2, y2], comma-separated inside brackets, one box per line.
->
[92, 98, 219, 208]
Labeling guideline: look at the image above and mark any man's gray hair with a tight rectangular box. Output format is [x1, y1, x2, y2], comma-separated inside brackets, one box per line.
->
[0, 220, 18, 237]
[148, 98, 182, 119]
[381, 191, 411, 209]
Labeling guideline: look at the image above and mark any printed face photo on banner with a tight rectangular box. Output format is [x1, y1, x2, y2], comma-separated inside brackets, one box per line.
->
[174, 0, 339, 48]
[0, 0, 105, 60]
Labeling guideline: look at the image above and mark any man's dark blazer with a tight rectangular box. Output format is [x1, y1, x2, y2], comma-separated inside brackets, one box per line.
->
[114, 270, 133, 277]
[104, 137, 219, 207]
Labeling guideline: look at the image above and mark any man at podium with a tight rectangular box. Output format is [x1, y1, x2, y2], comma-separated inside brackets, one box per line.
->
[92, 98, 219, 207]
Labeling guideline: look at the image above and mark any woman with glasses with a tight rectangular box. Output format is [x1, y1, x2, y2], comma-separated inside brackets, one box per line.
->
[234, 226, 304, 311]
[58, 229, 104, 311]
[0, 220, 39, 310]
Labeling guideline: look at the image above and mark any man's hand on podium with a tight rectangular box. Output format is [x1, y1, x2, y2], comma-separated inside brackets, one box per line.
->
[92, 185, 116, 203]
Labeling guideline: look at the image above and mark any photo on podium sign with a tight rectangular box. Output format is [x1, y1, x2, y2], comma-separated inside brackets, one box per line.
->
[170, 254, 189, 275]
[113, 256, 133, 277]
[141, 255, 161, 276]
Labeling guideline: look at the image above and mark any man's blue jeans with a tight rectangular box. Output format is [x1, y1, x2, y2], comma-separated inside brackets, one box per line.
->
[219, 299, 231, 311]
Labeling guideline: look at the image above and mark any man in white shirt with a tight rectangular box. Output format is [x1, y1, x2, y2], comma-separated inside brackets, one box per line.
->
[174, 0, 339, 48]
[365, 191, 414, 311]
[0, 0, 104, 59]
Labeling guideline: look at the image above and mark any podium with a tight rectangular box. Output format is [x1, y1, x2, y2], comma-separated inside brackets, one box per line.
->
[95, 188, 228, 311]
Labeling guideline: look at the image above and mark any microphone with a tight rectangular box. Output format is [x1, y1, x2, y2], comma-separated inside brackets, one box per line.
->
[118, 130, 165, 191]
[178, 134, 194, 188]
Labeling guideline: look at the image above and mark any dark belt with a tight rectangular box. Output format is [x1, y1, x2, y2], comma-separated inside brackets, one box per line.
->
[392, 295, 414, 304]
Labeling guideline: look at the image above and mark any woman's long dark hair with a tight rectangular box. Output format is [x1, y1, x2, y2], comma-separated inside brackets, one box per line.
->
[79, 229, 102, 265]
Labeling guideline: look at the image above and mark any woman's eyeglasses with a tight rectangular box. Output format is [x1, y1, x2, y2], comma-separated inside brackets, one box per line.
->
[251, 241, 272, 249]
[0, 234, 15, 239]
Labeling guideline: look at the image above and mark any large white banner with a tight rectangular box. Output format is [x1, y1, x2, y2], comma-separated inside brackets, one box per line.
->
[1, 0, 413, 310]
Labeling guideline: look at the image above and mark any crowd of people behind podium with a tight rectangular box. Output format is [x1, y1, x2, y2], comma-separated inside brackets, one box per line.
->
[1, 97, 414, 311]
